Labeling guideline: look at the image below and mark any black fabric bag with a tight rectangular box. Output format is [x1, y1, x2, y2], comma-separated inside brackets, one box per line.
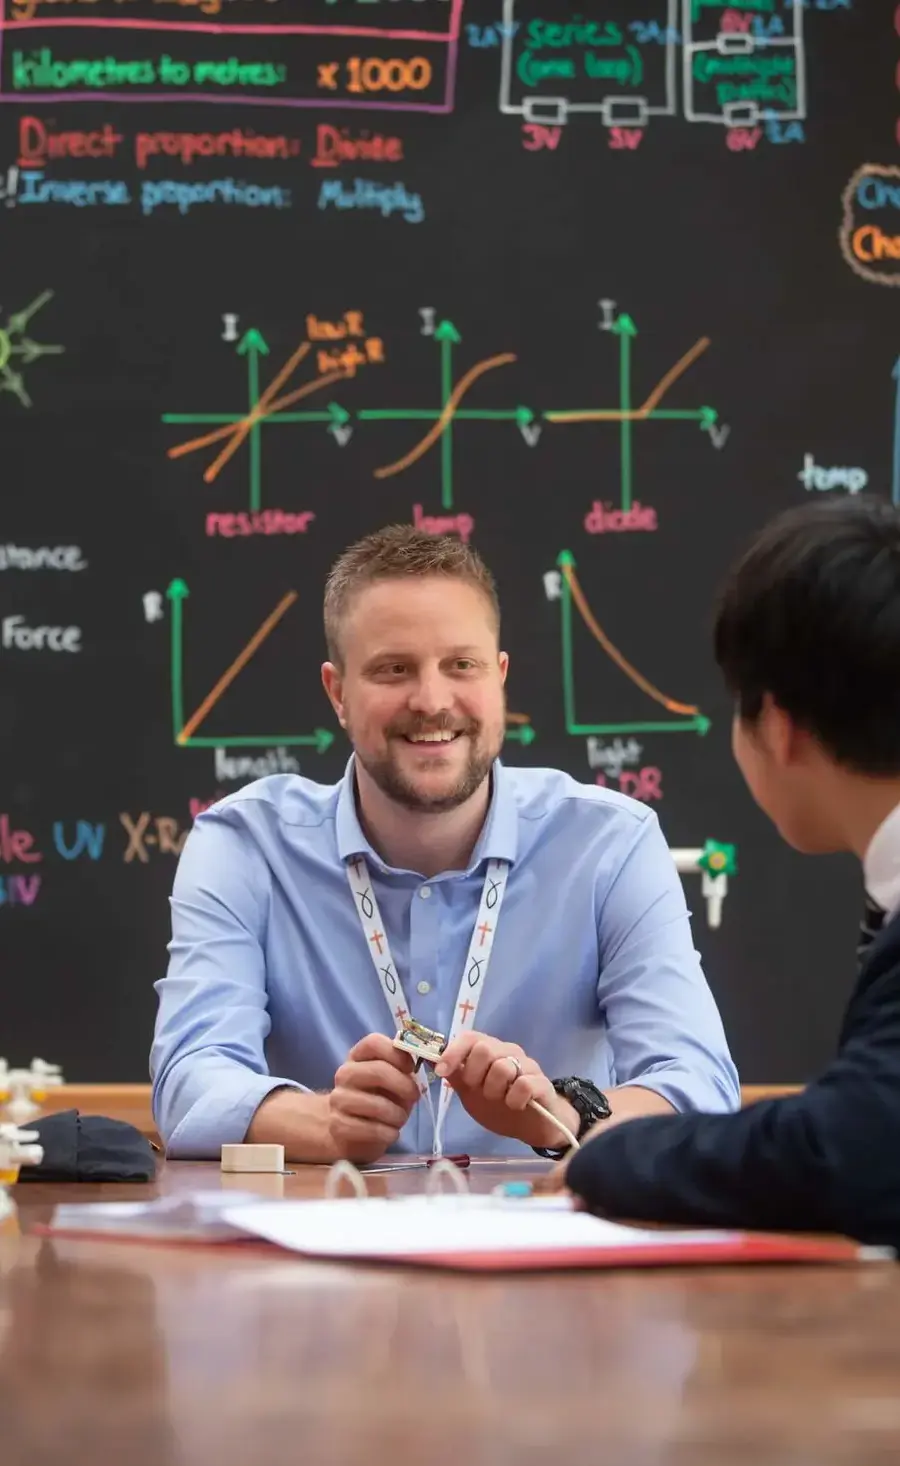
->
[15, 1109, 157, 1182]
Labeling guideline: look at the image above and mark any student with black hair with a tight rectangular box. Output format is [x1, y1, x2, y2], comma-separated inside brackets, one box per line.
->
[561, 497, 900, 1250]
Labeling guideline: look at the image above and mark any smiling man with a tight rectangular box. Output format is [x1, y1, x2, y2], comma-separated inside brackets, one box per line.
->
[150, 525, 740, 1162]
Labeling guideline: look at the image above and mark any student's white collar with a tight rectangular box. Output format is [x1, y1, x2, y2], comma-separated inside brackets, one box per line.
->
[863, 800, 900, 922]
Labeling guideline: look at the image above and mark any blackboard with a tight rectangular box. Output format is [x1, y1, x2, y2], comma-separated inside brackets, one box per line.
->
[0, 0, 889, 1086]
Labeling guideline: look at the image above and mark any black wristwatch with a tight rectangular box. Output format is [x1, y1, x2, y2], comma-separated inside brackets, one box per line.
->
[532, 1077, 612, 1158]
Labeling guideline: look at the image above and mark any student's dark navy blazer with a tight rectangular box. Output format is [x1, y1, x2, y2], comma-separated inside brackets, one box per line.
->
[567, 912, 900, 1252]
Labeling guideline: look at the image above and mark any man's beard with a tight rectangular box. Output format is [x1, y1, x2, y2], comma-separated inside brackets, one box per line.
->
[352, 711, 503, 813]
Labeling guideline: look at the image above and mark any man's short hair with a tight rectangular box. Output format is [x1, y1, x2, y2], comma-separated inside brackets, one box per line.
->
[713, 496, 900, 774]
[323, 524, 500, 666]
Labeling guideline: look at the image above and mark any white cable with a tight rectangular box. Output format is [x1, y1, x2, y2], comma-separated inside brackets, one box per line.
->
[527, 1098, 580, 1152]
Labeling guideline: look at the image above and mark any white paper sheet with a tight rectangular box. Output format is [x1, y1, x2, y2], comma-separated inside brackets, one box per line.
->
[219, 1195, 739, 1259]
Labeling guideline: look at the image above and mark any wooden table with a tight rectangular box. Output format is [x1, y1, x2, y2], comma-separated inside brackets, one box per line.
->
[3, 1158, 900, 1466]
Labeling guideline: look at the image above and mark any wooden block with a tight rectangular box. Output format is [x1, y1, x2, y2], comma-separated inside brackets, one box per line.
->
[220, 1143, 285, 1173]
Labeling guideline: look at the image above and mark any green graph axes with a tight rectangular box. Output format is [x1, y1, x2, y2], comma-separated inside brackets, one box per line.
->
[165, 579, 334, 753]
[556, 551, 710, 739]
[358, 318, 532, 511]
[162, 329, 353, 513]
[163, 312, 717, 516]
[239, 329, 266, 515]
[543, 316, 718, 514]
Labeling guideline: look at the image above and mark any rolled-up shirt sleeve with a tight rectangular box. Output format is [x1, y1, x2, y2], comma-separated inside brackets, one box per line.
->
[150, 811, 305, 1157]
[596, 809, 741, 1115]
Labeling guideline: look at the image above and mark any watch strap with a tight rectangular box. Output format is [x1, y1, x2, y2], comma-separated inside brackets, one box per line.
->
[532, 1077, 612, 1159]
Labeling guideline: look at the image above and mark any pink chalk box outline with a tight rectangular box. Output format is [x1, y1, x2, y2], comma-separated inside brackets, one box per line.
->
[0, 0, 462, 109]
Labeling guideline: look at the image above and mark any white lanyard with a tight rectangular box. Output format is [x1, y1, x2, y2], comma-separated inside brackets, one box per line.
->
[345, 854, 509, 1156]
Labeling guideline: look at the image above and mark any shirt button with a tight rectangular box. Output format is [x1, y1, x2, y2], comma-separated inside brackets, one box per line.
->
[419, 886, 432, 899]
[417, 980, 431, 995]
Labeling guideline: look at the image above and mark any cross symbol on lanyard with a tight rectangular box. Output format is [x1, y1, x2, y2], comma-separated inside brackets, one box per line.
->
[477, 921, 492, 946]
[395, 1006, 408, 1023]
[369, 930, 385, 955]
[458, 999, 476, 1022]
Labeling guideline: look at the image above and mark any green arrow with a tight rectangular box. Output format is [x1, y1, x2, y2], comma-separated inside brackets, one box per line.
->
[180, 729, 335, 753]
[568, 717, 711, 737]
[266, 410, 335, 424]
[505, 724, 536, 746]
[646, 409, 708, 422]
[354, 407, 529, 423]
[434, 320, 459, 509]
[619, 322, 633, 512]
[699, 406, 718, 430]
[556, 551, 577, 733]
[162, 412, 245, 425]
[236, 328, 269, 359]
[166, 579, 190, 744]
[605, 316, 637, 511]
[328, 401, 350, 426]
[236, 331, 268, 512]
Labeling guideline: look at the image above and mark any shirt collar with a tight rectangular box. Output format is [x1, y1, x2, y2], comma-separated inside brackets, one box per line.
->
[334, 754, 518, 874]
[863, 799, 900, 923]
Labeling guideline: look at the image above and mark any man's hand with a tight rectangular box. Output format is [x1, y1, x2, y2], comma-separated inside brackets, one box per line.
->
[434, 1031, 579, 1151]
[327, 1032, 421, 1163]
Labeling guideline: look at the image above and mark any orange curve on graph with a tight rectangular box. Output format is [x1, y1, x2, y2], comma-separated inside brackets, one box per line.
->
[561, 562, 698, 716]
[373, 352, 517, 479]
[168, 364, 349, 485]
[545, 337, 710, 423]
[201, 369, 349, 484]
[177, 591, 299, 745]
[506, 711, 530, 724]
[168, 341, 311, 464]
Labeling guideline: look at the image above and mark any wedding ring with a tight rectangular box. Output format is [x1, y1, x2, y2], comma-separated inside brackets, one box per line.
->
[505, 1055, 523, 1080]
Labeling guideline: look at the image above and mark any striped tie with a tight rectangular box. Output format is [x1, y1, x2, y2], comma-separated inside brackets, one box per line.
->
[857, 892, 886, 967]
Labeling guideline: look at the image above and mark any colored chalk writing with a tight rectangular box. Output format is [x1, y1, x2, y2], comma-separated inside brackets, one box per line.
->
[840, 164, 900, 287]
[0, 0, 464, 110]
[595, 767, 663, 803]
[121, 812, 189, 861]
[412, 503, 474, 543]
[0, 544, 86, 570]
[0, 814, 42, 864]
[205, 510, 316, 537]
[16, 171, 293, 213]
[587, 737, 644, 777]
[1, 615, 81, 650]
[797, 454, 867, 495]
[584, 501, 658, 533]
[311, 124, 403, 166]
[495, 0, 851, 145]
[214, 748, 301, 782]
[317, 177, 424, 221]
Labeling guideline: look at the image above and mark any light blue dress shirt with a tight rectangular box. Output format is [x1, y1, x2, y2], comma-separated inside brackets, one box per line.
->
[150, 757, 740, 1157]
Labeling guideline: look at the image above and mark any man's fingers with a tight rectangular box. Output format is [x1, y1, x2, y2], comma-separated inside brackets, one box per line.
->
[503, 1074, 546, 1114]
[434, 1030, 481, 1077]
[481, 1054, 534, 1103]
[330, 1085, 410, 1132]
[335, 1058, 421, 1110]
[330, 1116, 400, 1163]
[348, 1032, 415, 1073]
[439, 1036, 525, 1087]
